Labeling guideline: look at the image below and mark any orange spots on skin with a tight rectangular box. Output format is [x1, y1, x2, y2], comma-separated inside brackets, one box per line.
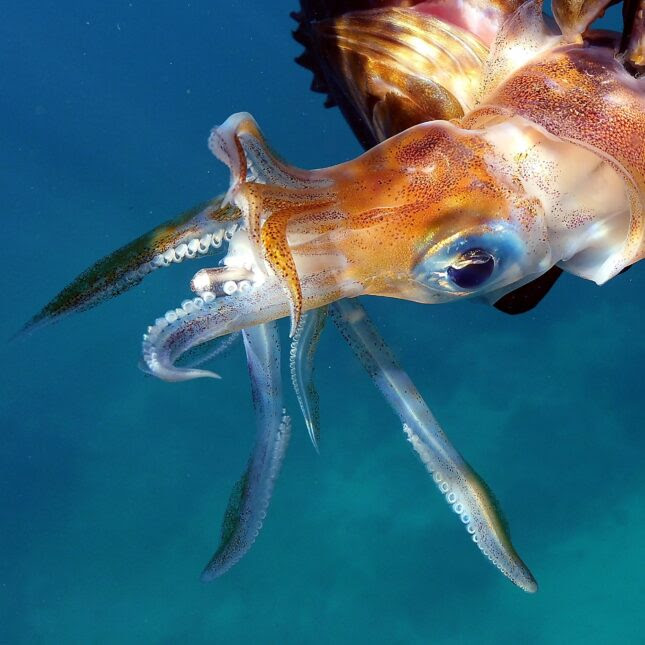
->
[465, 45, 645, 270]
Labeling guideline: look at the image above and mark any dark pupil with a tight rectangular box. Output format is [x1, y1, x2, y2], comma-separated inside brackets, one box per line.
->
[447, 248, 495, 288]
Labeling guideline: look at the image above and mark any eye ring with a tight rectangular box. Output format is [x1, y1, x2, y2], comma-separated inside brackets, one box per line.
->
[447, 248, 495, 289]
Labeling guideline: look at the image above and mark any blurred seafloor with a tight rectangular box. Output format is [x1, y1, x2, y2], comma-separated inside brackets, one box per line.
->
[1, 2, 643, 643]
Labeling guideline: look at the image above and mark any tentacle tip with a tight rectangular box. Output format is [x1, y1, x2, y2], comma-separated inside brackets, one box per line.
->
[12, 314, 51, 341]
[137, 359, 153, 376]
[511, 566, 538, 593]
[305, 421, 320, 454]
[200, 555, 237, 582]
[137, 360, 224, 381]
[145, 366, 222, 382]
[521, 575, 538, 594]
[199, 566, 221, 583]
[9, 324, 32, 344]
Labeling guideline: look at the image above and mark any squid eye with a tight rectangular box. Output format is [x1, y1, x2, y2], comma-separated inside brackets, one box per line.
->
[447, 248, 495, 288]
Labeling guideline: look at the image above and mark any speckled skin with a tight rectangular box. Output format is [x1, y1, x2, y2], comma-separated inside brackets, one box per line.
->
[551, 0, 615, 39]
[35, 2, 643, 329]
[215, 39, 643, 316]
[284, 120, 535, 301]
[465, 45, 645, 276]
[27, 0, 645, 593]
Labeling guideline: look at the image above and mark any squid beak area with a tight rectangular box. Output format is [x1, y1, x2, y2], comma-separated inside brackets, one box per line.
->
[208, 112, 506, 327]
[209, 112, 359, 335]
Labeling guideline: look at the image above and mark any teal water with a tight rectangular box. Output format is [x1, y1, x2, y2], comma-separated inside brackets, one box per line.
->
[1, 2, 643, 643]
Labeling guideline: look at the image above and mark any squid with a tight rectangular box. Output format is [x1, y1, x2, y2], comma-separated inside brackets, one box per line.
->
[24, 0, 643, 592]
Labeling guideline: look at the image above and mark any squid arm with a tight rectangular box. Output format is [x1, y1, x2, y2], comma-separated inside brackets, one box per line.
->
[201, 321, 291, 580]
[290, 306, 329, 452]
[170, 331, 242, 371]
[21, 195, 240, 334]
[330, 298, 537, 593]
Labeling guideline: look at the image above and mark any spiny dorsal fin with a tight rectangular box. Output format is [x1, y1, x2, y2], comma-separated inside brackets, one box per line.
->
[291, 1, 497, 148]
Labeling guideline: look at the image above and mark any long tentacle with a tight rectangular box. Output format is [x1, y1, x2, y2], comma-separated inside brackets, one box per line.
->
[201, 321, 291, 580]
[21, 195, 240, 334]
[290, 305, 328, 451]
[330, 298, 537, 593]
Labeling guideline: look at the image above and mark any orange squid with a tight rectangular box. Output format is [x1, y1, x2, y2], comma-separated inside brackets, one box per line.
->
[26, 0, 643, 591]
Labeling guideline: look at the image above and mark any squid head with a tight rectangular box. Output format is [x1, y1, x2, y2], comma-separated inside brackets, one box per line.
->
[204, 108, 637, 343]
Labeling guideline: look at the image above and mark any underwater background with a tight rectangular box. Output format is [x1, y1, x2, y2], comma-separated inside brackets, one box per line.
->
[1, 1, 643, 643]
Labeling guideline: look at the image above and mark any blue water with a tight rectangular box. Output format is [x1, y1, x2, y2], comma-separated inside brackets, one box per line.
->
[1, 2, 643, 643]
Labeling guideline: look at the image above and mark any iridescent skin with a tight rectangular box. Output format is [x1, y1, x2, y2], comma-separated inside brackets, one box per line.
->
[26, 0, 643, 592]
[198, 40, 642, 333]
